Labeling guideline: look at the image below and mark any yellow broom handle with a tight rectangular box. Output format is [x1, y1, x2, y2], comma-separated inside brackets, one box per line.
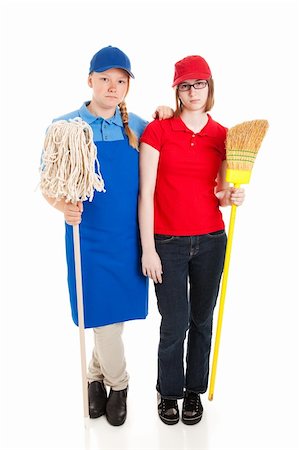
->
[73, 224, 89, 417]
[208, 183, 240, 400]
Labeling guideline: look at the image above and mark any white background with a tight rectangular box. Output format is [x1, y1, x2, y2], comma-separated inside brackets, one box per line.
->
[1, 1, 299, 449]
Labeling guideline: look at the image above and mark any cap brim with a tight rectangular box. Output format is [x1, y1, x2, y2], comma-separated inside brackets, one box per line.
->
[91, 64, 135, 78]
[172, 71, 211, 87]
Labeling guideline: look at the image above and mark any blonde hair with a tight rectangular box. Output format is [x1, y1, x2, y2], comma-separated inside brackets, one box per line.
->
[174, 78, 215, 117]
[118, 101, 139, 150]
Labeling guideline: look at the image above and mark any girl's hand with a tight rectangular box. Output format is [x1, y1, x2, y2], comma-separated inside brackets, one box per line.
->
[230, 187, 245, 206]
[153, 106, 174, 120]
[142, 250, 163, 283]
[64, 201, 83, 225]
[216, 187, 245, 206]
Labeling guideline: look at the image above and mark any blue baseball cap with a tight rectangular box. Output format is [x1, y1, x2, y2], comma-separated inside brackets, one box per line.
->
[89, 45, 134, 78]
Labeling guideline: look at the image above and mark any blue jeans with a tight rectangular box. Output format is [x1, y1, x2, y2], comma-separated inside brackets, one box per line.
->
[154, 231, 227, 399]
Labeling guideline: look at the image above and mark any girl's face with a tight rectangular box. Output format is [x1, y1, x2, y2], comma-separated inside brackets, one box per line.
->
[178, 79, 209, 112]
[88, 68, 129, 110]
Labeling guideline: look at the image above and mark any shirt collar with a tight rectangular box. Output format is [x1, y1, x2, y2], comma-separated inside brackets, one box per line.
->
[170, 114, 217, 136]
[79, 102, 123, 127]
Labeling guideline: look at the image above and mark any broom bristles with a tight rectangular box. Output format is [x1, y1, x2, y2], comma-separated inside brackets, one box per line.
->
[39, 118, 105, 203]
[226, 120, 269, 171]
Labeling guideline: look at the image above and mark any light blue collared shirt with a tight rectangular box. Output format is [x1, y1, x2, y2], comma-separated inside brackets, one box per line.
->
[54, 102, 148, 143]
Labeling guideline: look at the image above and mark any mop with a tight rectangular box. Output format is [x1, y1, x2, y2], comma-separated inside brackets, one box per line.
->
[208, 119, 269, 401]
[40, 117, 105, 417]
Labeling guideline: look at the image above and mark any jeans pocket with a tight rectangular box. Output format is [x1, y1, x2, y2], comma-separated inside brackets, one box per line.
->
[154, 234, 176, 243]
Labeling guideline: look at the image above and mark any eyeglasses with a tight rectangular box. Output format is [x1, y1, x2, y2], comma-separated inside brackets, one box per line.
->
[177, 81, 208, 92]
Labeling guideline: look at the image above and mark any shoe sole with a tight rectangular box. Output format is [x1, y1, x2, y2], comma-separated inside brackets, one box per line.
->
[89, 410, 105, 419]
[182, 413, 203, 425]
[106, 416, 126, 426]
[159, 415, 179, 425]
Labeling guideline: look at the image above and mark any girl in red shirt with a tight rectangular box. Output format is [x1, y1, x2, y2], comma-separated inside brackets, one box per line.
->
[139, 55, 245, 425]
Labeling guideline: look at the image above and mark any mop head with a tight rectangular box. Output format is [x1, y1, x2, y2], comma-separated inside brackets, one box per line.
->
[225, 119, 269, 184]
[39, 117, 105, 203]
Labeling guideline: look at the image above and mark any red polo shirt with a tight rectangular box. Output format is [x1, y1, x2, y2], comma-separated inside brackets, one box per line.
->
[140, 115, 227, 235]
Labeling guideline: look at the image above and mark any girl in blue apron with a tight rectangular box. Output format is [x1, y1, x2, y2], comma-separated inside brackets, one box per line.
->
[43, 46, 173, 425]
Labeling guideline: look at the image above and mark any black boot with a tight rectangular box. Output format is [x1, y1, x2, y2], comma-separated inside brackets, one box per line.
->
[106, 387, 128, 426]
[157, 393, 179, 425]
[88, 381, 107, 419]
[182, 391, 203, 425]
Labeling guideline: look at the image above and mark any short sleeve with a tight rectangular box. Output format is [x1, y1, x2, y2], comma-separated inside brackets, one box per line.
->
[140, 119, 163, 152]
[128, 112, 148, 140]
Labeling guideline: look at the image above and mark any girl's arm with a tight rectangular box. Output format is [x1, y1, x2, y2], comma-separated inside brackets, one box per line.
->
[215, 160, 245, 207]
[43, 194, 83, 225]
[138, 143, 163, 284]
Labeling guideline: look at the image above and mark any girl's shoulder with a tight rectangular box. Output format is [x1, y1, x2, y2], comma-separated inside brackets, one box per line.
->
[207, 115, 228, 137]
[128, 112, 147, 126]
[143, 117, 174, 132]
[128, 112, 148, 138]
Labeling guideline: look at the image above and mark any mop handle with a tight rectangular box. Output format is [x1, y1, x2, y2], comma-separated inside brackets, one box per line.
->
[73, 224, 89, 417]
[208, 183, 240, 401]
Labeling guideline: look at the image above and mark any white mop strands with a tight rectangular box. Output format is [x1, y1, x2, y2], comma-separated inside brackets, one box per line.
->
[40, 117, 105, 202]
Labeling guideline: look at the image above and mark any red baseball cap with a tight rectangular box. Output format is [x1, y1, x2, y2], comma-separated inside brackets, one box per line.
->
[172, 55, 212, 87]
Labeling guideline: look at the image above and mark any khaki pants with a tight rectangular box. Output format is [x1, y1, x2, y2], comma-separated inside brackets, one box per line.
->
[87, 322, 129, 391]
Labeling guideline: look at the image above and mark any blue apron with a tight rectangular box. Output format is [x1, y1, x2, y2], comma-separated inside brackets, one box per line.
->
[65, 132, 148, 328]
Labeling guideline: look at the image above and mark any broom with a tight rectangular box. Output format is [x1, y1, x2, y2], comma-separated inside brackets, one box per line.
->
[40, 118, 105, 417]
[208, 119, 269, 401]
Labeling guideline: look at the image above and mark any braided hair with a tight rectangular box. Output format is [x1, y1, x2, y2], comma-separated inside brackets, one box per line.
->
[118, 101, 139, 150]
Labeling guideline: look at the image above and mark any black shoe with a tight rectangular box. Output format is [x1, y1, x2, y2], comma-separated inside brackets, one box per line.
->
[88, 381, 107, 419]
[157, 394, 179, 425]
[106, 387, 128, 426]
[182, 391, 203, 425]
